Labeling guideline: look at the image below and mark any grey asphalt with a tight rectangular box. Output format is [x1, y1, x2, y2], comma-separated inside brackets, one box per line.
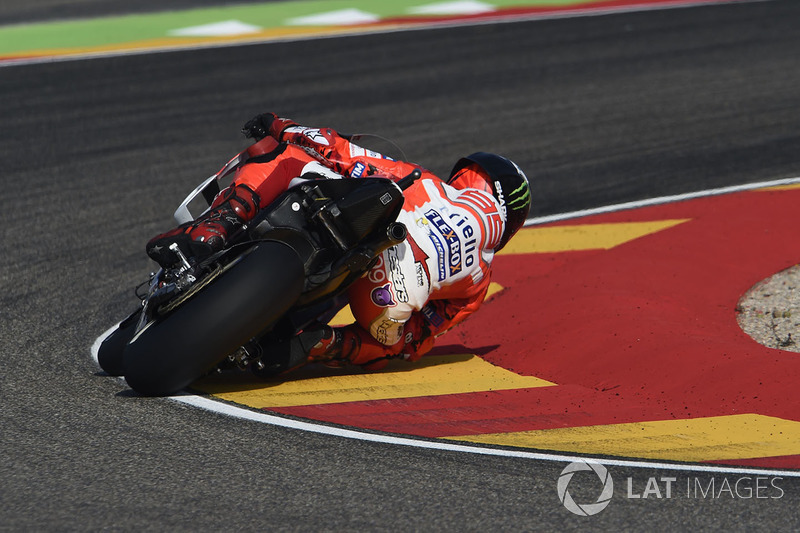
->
[2, 0, 800, 530]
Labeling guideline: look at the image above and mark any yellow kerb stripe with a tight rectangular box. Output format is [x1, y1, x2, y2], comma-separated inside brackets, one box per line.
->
[444, 414, 800, 462]
[500, 219, 690, 255]
[198, 354, 554, 408]
[757, 183, 800, 191]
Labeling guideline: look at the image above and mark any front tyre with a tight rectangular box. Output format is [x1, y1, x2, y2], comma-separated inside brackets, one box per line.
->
[123, 242, 304, 396]
[97, 309, 141, 376]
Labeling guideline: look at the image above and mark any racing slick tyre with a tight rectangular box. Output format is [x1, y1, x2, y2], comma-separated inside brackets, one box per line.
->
[97, 309, 141, 376]
[122, 242, 304, 396]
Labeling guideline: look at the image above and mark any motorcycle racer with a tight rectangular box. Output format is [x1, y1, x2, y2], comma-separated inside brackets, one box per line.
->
[146, 113, 531, 371]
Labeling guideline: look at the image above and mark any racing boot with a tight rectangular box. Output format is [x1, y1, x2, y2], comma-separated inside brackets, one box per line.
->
[251, 324, 394, 378]
[307, 324, 392, 371]
[250, 324, 333, 377]
[146, 184, 260, 268]
[307, 325, 346, 366]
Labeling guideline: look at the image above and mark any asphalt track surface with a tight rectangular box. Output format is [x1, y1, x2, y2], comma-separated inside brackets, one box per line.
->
[3, 0, 800, 530]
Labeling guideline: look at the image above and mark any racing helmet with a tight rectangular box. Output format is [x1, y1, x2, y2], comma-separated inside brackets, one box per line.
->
[448, 152, 531, 251]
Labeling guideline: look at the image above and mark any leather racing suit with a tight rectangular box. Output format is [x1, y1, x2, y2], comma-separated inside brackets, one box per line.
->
[157, 116, 506, 370]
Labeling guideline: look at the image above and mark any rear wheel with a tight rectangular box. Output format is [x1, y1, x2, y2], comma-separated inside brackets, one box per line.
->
[123, 242, 304, 396]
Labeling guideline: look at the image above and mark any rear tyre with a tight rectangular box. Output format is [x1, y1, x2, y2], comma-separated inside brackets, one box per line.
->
[123, 242, 304, 396]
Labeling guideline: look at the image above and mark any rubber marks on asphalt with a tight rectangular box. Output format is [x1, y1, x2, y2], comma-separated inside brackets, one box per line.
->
[195, 184, 800, 470]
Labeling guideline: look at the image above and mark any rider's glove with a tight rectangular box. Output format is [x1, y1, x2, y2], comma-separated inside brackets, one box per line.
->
[241, 112, 276, 141]
[241, 112, 298, 141]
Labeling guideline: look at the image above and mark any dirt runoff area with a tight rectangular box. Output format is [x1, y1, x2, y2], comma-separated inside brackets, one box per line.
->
[737, 264, 800, 353]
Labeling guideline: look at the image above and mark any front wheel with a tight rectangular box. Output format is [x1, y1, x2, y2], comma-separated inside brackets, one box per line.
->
[123, 242, 304, 396]
[97, 309, 141, 376]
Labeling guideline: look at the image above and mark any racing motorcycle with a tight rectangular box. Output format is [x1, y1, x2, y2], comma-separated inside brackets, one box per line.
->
[98, 139, 419, 396]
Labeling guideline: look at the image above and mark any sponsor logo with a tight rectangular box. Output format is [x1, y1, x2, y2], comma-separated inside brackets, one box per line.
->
[493, 181, 507, 219]
[387, 247, 408, 303]
[421, 303, 444, 328]
[284, 126, 330, 146]
[407, 236, 430, 288]
[507, 180, 531, 211]
[366, 148, 382, 159]
[370, 283, 395, 307]
[351, 162, 366, 178]
[426, 228, 447, 282]
[349, 144, 366, 158]
[446, 212, 476, 269]
[373, 317, 402, 345]
[415, 264, 427, 288]
[425, 209, 462, 279]
[348, 143, 388, 160]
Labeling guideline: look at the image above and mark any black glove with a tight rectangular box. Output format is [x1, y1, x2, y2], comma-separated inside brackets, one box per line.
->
[241, 112, 277, 141]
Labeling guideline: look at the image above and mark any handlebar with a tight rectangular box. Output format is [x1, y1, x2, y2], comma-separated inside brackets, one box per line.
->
[396, 169, 421, 190]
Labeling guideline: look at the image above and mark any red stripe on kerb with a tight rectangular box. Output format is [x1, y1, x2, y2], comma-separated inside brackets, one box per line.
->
[268, 187, 800, 469]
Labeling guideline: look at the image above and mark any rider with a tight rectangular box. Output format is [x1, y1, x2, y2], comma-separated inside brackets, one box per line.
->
[146, 113, 531, 371]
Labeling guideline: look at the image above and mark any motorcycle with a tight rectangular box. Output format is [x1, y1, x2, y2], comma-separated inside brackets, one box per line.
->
[97, 138, 419, 396]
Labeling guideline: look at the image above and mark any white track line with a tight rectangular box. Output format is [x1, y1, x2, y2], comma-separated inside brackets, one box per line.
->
[91, 175, 800, 477]
[525, 175, 800, 226]
[171, 395, 800, 477]
[2, 0, 777, 69]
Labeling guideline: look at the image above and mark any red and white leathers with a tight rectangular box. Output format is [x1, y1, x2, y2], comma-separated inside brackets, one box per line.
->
[227, 118, 505, 369]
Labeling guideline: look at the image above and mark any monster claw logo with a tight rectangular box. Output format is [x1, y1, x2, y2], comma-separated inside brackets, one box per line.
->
[507, 181, 531, 211]
[506, 160, 531, 212]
